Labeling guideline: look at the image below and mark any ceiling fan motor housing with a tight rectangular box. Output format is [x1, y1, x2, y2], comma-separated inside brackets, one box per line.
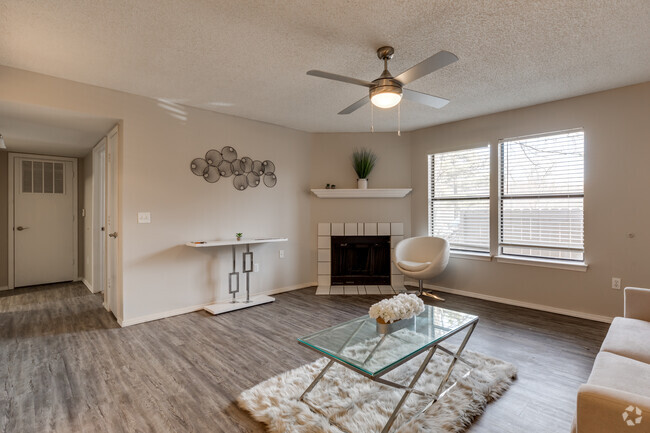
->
[370, 77, 403, 99]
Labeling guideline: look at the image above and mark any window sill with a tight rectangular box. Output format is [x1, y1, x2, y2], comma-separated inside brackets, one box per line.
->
[450, 251, 492, 261]
[495, 255, 588, 272]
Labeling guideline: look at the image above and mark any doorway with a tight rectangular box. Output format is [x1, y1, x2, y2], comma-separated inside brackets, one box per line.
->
[8, 154, 78, 288]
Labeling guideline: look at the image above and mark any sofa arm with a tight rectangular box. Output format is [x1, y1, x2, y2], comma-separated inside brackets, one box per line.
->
[575, 384, 650, 433]
[624, 287, 650, 321]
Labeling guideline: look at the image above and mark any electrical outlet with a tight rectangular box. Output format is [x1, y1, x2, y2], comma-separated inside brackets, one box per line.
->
[254, 263, 259, 273]
[279, 249, 285, 259]
[612, 277, 621, 290]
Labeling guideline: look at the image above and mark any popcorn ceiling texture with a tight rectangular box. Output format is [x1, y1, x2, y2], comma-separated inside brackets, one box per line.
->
[0, 0, 648, 132]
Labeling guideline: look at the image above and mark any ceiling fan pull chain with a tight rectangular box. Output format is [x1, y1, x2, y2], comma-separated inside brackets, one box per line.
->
[397, 102, 401, 136]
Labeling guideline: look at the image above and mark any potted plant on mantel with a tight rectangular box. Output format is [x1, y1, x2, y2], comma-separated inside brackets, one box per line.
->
[352, 148, 377, 189]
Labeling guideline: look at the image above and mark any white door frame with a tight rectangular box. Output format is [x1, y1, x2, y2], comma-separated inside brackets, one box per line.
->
[7, 153, 79, 290]
[104, 125, 121, 320]
[91, 138, 107, 294]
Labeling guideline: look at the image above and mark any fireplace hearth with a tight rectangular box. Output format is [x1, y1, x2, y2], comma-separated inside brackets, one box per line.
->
[331, 236, 391, 285]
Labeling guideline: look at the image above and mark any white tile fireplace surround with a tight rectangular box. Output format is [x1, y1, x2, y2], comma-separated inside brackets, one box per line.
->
[316, 222, 407, 296]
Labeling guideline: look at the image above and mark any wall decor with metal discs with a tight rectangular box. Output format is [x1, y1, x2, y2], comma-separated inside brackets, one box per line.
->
[190, 147, 277, 190]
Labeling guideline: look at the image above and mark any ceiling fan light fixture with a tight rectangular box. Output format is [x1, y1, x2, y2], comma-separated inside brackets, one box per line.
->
[369, 84, 402, 109]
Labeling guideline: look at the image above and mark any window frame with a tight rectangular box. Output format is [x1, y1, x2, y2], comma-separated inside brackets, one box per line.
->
[497, 128, 585, 263]
[428, 145, 491, 254]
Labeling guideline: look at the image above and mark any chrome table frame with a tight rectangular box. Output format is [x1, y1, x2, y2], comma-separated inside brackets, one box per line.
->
[298, 318, 478, 433]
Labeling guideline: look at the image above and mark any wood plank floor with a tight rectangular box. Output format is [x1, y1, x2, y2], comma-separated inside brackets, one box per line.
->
[0, 282, 609, 433]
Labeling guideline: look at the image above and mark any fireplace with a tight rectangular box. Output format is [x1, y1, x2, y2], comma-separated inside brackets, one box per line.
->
[331, 236, 391, 285]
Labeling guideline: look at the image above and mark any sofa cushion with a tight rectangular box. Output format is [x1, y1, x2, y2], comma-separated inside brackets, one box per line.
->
[397, 260, 431, 272]
[600, 316, 650, 364]
[587, 351, 650, 399]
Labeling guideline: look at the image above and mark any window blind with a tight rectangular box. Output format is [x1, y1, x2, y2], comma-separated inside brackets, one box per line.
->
[429, 146, 490, 253]
[499, 130, 584, 261]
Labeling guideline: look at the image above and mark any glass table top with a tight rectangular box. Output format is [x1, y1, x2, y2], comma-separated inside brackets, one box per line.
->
[298, 305, 478, 377]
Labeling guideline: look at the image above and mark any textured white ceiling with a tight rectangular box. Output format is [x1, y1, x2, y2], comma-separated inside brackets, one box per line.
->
[0, 101, 116, 157]
[0, 0, 648, 132]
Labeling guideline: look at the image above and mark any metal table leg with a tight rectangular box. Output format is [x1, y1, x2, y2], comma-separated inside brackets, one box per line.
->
[299, 359, 335, 402]
[229, 245, 240, 303]
[381, 345, 438, 433]
[242, 244, 253, 303]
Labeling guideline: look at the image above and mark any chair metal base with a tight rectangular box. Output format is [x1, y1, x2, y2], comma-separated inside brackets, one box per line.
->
[417, 280, 445, 302]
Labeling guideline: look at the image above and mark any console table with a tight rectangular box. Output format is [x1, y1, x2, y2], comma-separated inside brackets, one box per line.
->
[185, 237, 288, 315]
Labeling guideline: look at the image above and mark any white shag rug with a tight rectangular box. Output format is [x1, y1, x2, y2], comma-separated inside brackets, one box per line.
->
[238, 338, 517, 433]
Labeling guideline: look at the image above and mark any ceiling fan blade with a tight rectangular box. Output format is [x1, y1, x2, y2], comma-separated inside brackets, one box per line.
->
[307, 70, 373, 88]
[338, 95, 369, 115]
[402, 89, 450, 109]
[394, 51, 458, 85]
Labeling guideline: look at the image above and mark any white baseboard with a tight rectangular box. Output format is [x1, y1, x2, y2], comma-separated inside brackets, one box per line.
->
[118, 281, 317, 327]
[0, 286, 9, 292]
[81, 279, 95, 293]
[408, 282, 613, 323]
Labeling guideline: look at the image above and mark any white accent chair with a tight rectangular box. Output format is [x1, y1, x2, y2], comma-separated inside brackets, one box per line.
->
[394, 237, 450, 301]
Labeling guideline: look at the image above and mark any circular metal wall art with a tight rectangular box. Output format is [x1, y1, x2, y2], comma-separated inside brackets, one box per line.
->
[247, 172, 261, 187]
[190, 146, 277, 190]
[204, 165, 221, 183]
[252, 160, 265, 175]
[205, 149, 223, 166]
[218, 160, 234, 177]
[222, 146, 238, 162]
[191, 158, 209, 176]
[263, 172, 277, 187]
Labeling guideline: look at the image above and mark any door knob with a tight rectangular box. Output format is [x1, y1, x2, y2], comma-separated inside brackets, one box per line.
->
[108, 232, 118, 238]
[16, 226, 28, 231]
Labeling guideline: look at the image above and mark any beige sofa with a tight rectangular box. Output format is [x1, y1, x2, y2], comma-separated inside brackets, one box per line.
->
[572, 287, 650, 432]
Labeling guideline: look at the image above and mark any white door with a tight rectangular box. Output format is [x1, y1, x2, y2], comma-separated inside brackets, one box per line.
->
[92, 140, 106, 293]
[14, 157, 76, 287]
[105, 127, 119, 314]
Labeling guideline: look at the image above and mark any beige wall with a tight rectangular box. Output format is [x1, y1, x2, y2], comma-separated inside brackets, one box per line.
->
[309, 132, 413, 279]
[410, 82, 650, 318]
[1, 62, 648, 322]
[0, 65, 314, 323]
[0, 151, 7, 288]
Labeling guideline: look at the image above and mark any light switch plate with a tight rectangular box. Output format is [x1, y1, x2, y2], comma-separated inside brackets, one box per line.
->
[137, 212, 151, 224]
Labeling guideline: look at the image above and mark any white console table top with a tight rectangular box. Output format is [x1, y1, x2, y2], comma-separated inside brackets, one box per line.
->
[185, 237, 288, 248]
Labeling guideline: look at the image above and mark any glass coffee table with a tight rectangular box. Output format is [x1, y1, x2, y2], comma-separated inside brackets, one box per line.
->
[298, 305, 479, 433]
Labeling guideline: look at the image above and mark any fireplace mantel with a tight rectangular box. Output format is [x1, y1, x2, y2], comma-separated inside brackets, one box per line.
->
[311, 188, 412, 199]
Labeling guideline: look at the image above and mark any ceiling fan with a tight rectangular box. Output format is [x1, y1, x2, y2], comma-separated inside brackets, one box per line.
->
[307, 46, 458, 115]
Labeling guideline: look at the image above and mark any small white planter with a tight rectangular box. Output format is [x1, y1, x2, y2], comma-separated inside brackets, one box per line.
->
[357, 178, 368, 189]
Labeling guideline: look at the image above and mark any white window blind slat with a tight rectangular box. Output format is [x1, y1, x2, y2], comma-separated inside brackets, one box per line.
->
[429, 146, 490, 253]
[499, 130, 584, 261]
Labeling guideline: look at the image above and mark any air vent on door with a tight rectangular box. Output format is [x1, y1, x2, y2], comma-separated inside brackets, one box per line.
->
[22, 160, 65, 194]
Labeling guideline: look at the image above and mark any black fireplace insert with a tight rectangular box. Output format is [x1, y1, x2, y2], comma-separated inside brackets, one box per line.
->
[331, 235, 391, 285]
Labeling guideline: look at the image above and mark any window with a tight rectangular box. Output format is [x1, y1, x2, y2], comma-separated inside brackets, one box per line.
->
[22, 160, 65, 194]
[499, 130, 584, 261]
[429, 146, 490, 253]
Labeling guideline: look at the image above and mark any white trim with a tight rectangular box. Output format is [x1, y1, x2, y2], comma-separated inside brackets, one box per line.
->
[8, 153, 79, 289]
[118, 282, 317, 327]
[0, 286, 9, 292]
[81, 278, 95, 293]
[310, 188, 412, 199]
[410, 282, 612, 323]
[91, 138, 107, 296]
[495, 255, 587, 272]
[450, 251, 492, 261]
